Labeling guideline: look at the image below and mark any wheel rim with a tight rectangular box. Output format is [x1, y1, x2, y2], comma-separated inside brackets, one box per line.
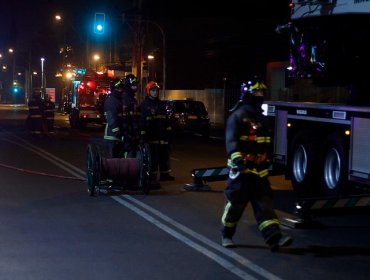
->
[324, 148, 341, 190]
[86, 146, 96, 196]
[86, 144, 101, 196]
[292, 144, 307, 183]
[136, 144, 151, 195]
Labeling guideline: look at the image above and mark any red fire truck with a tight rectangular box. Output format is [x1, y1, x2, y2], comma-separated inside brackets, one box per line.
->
[67, 68, 110, 129]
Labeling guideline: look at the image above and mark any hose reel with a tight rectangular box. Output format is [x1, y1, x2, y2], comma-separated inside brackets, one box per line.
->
[86, 143, 151, 196]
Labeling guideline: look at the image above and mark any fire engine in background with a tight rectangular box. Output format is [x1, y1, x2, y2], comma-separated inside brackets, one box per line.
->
[265, 0, 370, 215]
[67, 68, 111, 129]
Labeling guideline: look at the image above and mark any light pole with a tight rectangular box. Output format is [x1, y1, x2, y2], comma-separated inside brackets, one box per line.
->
[30, 71, 37, 94]
[55, 14, 67, 66]
[147, 54, 154, 80]
[93, 54, 100, 71]
[8, 48, 15, 86]
[145, 20, 166, 99]
[41, 57, 45, 96]
[54, 13, 86, 67]
[122, 16, 166, 99]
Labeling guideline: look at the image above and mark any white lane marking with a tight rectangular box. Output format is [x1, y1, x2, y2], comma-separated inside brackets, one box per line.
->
[112, 195, 258, 280]
[122, 195, 283, 280]
[1, 131, 85, 179]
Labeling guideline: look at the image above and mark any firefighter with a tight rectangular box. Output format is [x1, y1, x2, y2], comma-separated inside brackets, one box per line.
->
[44, 95, 55, 134]
[104, 78, 125, 158]
[27, 89, 45, 134]
[220, 77, 293, 251]
[139, 81, 175, 189]
[121, 73, 140, 158]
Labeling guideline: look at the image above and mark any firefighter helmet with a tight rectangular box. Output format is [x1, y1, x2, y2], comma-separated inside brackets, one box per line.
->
[110, 78, 125, 92]
[232, 76, 267, 111]
[240, 76, 267, 100]
[124, 74, 138, 93]
[146, 81, 160, 98]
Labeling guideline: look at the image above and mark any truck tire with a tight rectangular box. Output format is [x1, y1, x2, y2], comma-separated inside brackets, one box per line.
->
[86, 144, 102, 196]
[321, 134, 347, 197]
[290, 132, 320, 198]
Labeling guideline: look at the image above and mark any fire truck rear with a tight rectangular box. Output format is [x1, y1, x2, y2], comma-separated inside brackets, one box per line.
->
[266, 0, 370, 214]
[68, 69, 110, 129]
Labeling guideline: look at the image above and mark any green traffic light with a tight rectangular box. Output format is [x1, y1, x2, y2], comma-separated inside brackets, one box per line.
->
[94, 13, 105, 34]
[96, 24, 103, 31]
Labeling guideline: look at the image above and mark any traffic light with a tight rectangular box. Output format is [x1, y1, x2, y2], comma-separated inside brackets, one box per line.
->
[94, 13, 105, 34]
[12, 80, 20, 94]
[12, 87, 19, 94]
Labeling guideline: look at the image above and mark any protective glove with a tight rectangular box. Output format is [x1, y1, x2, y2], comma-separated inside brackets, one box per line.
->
[228, 157, 245, 180]
[233, 157, 246, 171]
[228, 156, 246, 172]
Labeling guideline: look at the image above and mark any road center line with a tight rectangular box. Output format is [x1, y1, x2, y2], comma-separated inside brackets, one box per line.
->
[1, 131, 85, 178]
[120, 195, 283, 280]
[112, 195, 259, 280]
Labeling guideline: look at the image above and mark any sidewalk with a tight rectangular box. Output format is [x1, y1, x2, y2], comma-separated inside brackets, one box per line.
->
[0, 104, 28, 110]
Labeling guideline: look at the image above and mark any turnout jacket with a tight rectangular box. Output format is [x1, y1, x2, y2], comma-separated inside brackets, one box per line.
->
[28, 96, 45, 118]
[122, 92, 140, 140]
[139, 97, 171, 144]
[225, 103, 271, 178]
[104, 91, 123, 141]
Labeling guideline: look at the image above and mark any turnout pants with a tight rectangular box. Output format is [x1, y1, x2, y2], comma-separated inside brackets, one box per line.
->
[221, 173, 281, 243]
[148, 142, 171, 179]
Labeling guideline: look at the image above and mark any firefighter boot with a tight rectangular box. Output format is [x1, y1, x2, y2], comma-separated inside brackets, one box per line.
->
[222, 237, 235, 248]
[221, 226, 236, 248]
[267, 232, 293, 252]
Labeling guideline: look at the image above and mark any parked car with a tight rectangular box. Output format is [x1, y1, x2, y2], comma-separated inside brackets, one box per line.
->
[164, 99, 211, 137]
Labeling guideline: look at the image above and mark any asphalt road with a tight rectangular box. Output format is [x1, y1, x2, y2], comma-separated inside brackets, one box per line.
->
[0, 104, 369, 280]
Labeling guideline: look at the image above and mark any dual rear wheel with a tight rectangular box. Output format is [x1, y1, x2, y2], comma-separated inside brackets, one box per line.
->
[290, 132, 347, 198]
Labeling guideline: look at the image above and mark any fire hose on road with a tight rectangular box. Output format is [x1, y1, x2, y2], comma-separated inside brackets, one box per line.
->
[86, 143, 151, 196]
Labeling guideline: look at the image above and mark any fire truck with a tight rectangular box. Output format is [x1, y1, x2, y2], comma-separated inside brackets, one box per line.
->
[67, 68, 110, 129]
[265, 0, 370, 214]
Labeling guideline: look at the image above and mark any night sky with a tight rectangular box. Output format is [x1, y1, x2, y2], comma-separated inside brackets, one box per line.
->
[0, 1, 292, 89]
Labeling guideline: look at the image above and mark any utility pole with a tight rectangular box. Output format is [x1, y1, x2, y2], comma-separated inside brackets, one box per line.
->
[144, 19, 166, 99]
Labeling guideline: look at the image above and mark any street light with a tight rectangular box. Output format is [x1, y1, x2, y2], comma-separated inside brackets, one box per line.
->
[93, 54, 100, 71]
[30, 71, 37, 94]
[41, 57, 45, 96]
[54, 13, 86, 67]
[8, 48, 15, 85]
[147, 54, 154, 80]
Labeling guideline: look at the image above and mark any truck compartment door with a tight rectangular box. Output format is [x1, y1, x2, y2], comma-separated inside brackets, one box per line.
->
[273, 110, 288, 165]
[350, 117, 370, 184]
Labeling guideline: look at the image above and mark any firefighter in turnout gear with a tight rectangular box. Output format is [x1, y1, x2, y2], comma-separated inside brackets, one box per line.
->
[221, 77, 293, 250]
[121, 73, 140, 158]
[44, 95, 55, 134]
[140, 81, 174, 189]
[27, 89, 46, 134]
[104, 78, 125, 158]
